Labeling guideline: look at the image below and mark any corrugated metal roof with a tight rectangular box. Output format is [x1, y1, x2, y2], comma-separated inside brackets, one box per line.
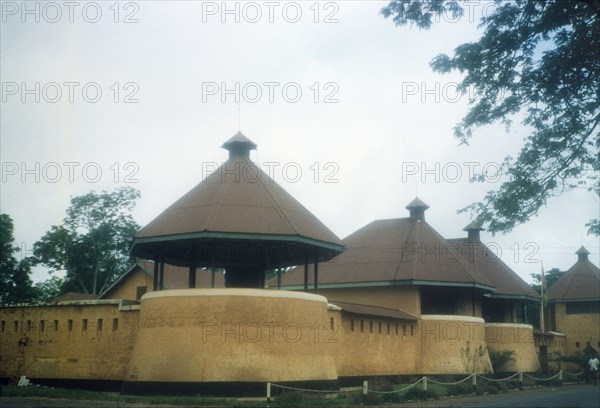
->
[130, 133, 344, 267]
[548, 247, 600, 301]
[275, 202, 495, 290]
[447, 237, 540, 300]
[329, 301, 418, 321]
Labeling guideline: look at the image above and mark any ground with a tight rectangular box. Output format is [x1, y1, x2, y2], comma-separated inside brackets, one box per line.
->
[1, 384, 599, 408]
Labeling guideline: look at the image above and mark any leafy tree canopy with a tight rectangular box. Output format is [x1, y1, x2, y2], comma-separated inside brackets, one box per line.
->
[0, 213, 37, 304]
[33, 187, 141, 296]
[382, 0, 599, 235]
[529, 267, 563, 294]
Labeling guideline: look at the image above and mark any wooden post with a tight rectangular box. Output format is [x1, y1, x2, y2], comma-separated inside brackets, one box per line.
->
[159, 258, 165, 290]
[303, 255, 308, 292]
[472, 373, 477, 386]
[188, 259, 196, 289]
[422, 376, 427, 391]
[313, 251, 319, 294]
[153, 257, 159, 291]
[362, 380, 368, 395]
[277, 269, 281, 290]
[266, 382, 271, 404]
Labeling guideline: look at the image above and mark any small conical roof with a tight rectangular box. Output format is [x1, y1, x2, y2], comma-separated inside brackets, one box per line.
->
[405, 197, 430, 210]
[548, 247, 599, 302]
[575, 246, 590, 255]
[131, 133, 344, 268]
[406, 197, 429, 222]
[462, 221, 484, 243]
[221, 131, 257, 157]
[463, 221, 483, 231]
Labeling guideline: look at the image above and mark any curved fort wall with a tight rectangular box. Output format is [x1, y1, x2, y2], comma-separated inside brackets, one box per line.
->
[485, 323, 540, 372]
[2, 296, 544, 391]
[418, 315, 493, 374]
[123, 289, 338, 393]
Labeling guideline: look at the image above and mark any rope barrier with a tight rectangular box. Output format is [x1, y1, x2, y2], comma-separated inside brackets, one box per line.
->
[269, 383, 343, 393]
[523, 371, 562, 381]
[427, 373, 475, 385]
[268, 369, 578, 400]
[477, 372, 521, 382]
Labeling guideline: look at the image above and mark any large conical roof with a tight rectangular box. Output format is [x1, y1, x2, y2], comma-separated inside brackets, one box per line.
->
[448, 228, 539, 301]
[131, 133, 344, 268]
[275, 200, 495, 291]
[548, 246, 599, 302]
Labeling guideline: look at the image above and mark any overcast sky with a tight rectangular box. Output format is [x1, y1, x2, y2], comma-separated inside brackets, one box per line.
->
[1, 0, 598, 285]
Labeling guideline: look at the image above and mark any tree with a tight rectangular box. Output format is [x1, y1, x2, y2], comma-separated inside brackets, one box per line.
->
[526, 267, 562, 327]
[529, 267, 562, 294]
[33, 187, 141, 296]
[34, 276, 65, 303]
[0, 213, 37, 304]
[382, 0, 600, 235]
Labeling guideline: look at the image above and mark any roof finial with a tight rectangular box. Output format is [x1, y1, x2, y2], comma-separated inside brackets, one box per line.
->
[576, 246, 590, 262]
[406, 197, 429, 222]
[463, 221, 483, 242]
[222, 132, 257, 159]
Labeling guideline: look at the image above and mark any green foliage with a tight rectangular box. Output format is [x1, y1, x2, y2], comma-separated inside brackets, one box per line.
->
[34, 276, 65, 303]
[475, 384, 498, 395]
[527, 267, 563, 327]
[445, 382, 474, 396]
[461, 342, 487, 373]
[354, 391, 382, 406]
[555, 351, 592, 370]
[530, 268, 563, 294]
[272, 390, 349, 407]
[382, 0, 600, 235]
[0, 385, 232, 406]
[488, 349, 517, 372]
[507, 380, 523, 390]
[33, 187, 141, 296]
[0, 213, 37, 304]
[403, 387, 438, 401]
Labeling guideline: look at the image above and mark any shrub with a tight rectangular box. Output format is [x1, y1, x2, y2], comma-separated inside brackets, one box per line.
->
[446, 383, 474, 396]
[403, 388, 438, 401]
[382, 391, 403, 403]
[488, 349, 517, 372]
[475, 385, 498, 395]
[354, 392, 382, 406]
[555, 351, 589, 371]
[368, 377, 394, 392]
[272, 390, 333, 407]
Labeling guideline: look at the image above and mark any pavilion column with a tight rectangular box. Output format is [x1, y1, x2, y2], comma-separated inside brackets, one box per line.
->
[211, 269, 216, 288]
[277, 269, 282, 290]
[313, 250, 319, 294]
[303, 253, 309, 292]
[153, 256, 159, 291]
[189, 255, 197, 289]
[159, 257, 165, 290]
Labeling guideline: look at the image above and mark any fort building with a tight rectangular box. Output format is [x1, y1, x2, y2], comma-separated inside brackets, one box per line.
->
[547, 247, 600, 357]
[2, 133, 594, 394]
